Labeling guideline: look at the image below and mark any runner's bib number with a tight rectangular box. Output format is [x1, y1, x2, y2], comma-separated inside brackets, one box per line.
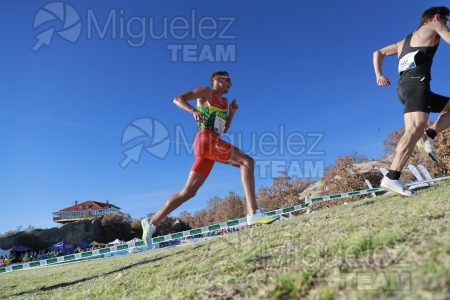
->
[398, 50, 419, 73]
[214, 116, 226, 134]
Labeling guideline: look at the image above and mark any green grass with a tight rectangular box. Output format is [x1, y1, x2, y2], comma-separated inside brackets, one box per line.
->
[1, 182, 449, 299]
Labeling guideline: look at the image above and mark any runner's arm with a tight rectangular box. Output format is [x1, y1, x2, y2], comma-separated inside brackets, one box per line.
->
[174, 87, 211, 123]
[223, 99, 238, 134]
[373, 41, 401, 86]
[435, 22, 450, 44]
[173, 87, 211, 113]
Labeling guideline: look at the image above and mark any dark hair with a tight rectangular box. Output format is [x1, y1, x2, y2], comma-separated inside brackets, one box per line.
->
[421, 6, 450, 25]
[210, 71, 229, 87]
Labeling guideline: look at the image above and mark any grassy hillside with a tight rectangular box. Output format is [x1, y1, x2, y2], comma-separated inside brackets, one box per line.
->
[1, 182, 449, 300]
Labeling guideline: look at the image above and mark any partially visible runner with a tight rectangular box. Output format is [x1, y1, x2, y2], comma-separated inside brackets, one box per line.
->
[373, 6, 450, 196]
[141, 71, 280, 248]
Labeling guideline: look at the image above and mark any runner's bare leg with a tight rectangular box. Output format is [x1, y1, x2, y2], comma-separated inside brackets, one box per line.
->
[150, 171, 208, 226]
[227, 148, 257, 215]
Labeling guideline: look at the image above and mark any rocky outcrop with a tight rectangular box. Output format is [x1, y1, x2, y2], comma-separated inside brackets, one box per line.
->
[299, 180, 323, 200]
[60, 218, 102, 244]
[0, 218, 102, 250]
[353, 160, 386, 175]
[299, 160, 386, 200]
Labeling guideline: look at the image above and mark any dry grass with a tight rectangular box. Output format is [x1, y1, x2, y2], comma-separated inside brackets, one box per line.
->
[1, 182, 449, 299]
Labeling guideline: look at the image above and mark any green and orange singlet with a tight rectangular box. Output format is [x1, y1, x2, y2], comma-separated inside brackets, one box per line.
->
[196, 92, 228, 134]
[191, 91, 234, 177]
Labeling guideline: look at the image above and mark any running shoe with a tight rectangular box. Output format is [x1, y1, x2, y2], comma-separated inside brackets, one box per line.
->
[141, 218, 156, 249]
[380, 176, 417, 197]
[417, 136, 439, 163]
[247, 209, 280, 225]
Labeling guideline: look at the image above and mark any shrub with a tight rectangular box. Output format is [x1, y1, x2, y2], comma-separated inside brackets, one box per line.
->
[257, 173, 312, 211]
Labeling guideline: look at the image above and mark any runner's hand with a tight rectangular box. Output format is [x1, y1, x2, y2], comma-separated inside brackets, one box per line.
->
[377, 75, 391, 87]
[192, 109, 205, 123]
[229, 99, 239, 114]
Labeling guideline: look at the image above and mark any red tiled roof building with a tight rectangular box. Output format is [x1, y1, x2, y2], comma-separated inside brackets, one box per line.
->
[53, 200, 121, 224]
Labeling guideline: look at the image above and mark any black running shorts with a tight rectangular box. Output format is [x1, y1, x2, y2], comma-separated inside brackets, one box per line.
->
[398, 81, 449, 114]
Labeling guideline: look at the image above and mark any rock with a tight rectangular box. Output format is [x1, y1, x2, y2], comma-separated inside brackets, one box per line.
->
[0, 217, 103, 249]
[60, 219, 102, 244]
[353, 160, 385, 175]
[298, 160, 386, 201]
[299, 180, 323, 200]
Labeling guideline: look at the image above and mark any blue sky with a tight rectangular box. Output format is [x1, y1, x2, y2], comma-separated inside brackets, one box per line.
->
[1, 0, 449, 234]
